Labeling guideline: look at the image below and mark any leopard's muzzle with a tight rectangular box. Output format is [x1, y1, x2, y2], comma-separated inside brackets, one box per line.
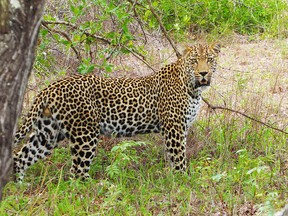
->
[195, 72, 211, 88]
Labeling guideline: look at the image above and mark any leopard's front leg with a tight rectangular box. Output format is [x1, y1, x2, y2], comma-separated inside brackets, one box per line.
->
[162, 120, 187, 171]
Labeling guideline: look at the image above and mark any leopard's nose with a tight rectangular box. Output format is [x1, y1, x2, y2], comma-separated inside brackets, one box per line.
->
[199, 72, 208, 77]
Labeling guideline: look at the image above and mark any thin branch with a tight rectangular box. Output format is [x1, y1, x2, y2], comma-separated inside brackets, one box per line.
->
[105, 31, 124, 61]
[128, 0, 148, 44]
[202, 98, 288, 135]
[126, 0, 146, 9]
[42, 20, 146, 61]
[41, 22, 82, 60]
[219, 65, 252, 73]
[41, 20, 156, 72]
[124, 46, 156, 72]
[147, 0, 181, 58]
[42, 20, 111, 44]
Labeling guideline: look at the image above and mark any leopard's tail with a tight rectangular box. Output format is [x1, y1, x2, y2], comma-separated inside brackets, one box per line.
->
[14, 93, 49, 147]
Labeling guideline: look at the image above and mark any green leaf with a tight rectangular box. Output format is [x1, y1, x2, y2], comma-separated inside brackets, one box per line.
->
[40, 29, 49, 37]
[86, 65, 95, 73]
[104, 64, 113, 73]
[60, 40, 71, 46]
[246, 166, 269, 175]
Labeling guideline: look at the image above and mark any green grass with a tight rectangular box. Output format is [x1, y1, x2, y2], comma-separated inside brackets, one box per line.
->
[1, 114, 287, 215]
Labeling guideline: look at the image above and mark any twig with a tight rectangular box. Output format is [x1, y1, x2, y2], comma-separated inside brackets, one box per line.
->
[42, 20, 146, 61]
[126, 0, 146, 9]
[128, 0, 148, 44]
[219, 65, 251, 73]
[147, 0, 181, 58]
[41, 22, 81, 60]
[124, 46, 156, 72]
[42, 20, 111, 44]
[105, 32, 124, 61]
[209, 179, 229, 215]
[41, 20, 155, 72]
[202, 98, 288, 135]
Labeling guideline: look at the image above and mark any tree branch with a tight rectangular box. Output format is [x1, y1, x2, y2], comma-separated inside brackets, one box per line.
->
[128, 0, 148, 44]
[41, 20, 156, 72]
[42, 20, 111, 44]
[202, 98, 288, 135]
[42, 22, 82, 60]
[147, 0, 181, 58]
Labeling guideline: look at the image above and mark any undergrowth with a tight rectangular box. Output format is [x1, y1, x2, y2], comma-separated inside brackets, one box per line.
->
[144, 0, 287, 37]
[1, 114, 287, 215]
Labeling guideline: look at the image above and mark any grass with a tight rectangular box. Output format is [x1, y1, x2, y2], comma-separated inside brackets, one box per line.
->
[1, 114, 287, 215]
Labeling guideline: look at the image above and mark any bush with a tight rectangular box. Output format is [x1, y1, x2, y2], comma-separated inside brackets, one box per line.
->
[141, 0, 287, 36]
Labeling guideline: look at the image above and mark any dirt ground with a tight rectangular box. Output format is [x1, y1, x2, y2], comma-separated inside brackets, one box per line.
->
[107, 36, 288, 129]
[25, 36, 288, 132]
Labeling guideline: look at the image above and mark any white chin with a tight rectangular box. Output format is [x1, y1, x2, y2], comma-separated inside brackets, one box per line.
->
[200, 85, 210, 90]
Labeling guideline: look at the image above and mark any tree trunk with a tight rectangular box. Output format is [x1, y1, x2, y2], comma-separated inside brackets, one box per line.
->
[0, 0, 45, 200]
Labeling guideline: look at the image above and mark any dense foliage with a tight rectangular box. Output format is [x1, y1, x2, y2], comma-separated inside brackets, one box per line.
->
[146, 0, 287, 36]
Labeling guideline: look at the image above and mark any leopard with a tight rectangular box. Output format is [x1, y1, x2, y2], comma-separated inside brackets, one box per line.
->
[13, 43, 221, 182]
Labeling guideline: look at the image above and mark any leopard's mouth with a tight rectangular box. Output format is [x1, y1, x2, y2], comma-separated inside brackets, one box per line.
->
[195, 79, 210, 88]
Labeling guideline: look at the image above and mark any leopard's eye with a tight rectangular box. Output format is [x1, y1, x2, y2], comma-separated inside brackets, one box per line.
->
[207, 57, 214, 63]
[190, 58, 198, 64]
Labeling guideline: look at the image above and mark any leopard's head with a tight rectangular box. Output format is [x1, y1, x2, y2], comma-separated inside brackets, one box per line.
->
[182, 44, 221, 89]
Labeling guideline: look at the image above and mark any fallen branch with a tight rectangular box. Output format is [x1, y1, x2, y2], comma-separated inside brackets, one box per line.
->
[202, 98, 288, 135]
[147, 0, 181, 58]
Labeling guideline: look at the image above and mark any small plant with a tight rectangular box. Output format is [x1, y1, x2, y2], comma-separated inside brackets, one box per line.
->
[106, 141, 146, 179]
[77, 57, 96, 74]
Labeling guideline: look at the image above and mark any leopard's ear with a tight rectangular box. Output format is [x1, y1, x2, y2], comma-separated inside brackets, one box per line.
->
[211, 43, 221, 55]
[182, 46, 192, 56]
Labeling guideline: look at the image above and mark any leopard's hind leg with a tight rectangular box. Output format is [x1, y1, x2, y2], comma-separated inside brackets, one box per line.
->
[60, 106, 100, 180]
[67, 122, 100, 180]
[13, 116, 65, 183]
